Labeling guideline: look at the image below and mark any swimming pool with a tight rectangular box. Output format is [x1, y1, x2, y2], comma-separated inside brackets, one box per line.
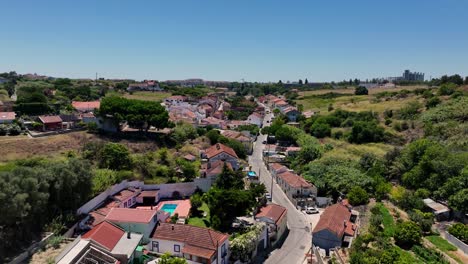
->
[161, 203, 178, 215]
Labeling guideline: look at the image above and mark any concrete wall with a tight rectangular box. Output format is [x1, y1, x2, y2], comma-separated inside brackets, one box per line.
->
[312, 229, 342, 253]
[77, 178, 212, 215]
[444, 231, 468, 255]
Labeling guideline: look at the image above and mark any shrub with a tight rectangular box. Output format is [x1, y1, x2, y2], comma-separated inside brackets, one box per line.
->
[87, 122, 98, 133]
[448, 223, 468, 243]
[0, 125, 7, 136]
[310, 122, 331, 138]
[384, 118, 392, 126]
[348, 186, 369, 206]
[394, 221, 422, 248]
[332, 130, 343, 139]
[355, 86, 369, 95]
[426, 97, 441, 109]
[438, 83, 456, 96]
[8, 125, 21, 135]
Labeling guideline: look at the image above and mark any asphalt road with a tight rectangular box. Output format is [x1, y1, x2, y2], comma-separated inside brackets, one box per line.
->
[248, 108, 311, 264]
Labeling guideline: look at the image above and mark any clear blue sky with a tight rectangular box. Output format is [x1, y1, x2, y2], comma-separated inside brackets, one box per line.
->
[1, 0, 467, 82]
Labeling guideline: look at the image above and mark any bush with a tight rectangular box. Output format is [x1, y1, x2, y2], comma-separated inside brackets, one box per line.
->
[394, 221, 422, 248]
[310, 122, 331, 138]
[355, 86, 369, 95]
[448, 223, 468, 243]
[0, 124, 7, 136]
[48, 236, 63, 249]
[384, 118, 392, 126]
[426, 97, 441, 109]
[332, 130, 343, 139]
[8, 125, 21, 135]
[348, 121, 385, 144]
[87, 122, 98, 133]
[348, 186, 369, 205]
[98, 143, 133, 170]
[438, 83, 456, 96]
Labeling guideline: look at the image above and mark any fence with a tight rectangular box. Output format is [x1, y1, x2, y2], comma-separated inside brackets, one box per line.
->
[444, 231, 468, 255]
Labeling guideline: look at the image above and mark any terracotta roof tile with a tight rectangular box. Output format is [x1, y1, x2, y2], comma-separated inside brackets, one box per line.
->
[278, 171, 313, 189]
[82, 221, 125, 251]
[38, 115, 62, 124]
[313, 203, 352, 238]
[113, 189, 137, 202]
[255, 204, 287, 225]
[152, 223, 229, 258]
[106, 208, 156, 223]
[205, 143, 238, 159]
[0, 112, 16, 121]
[72, 101, 100, 111]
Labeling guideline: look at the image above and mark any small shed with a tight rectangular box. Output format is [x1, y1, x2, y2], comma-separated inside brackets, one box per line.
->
[423, 198, 451, 221]
[38, 115, 63, 131]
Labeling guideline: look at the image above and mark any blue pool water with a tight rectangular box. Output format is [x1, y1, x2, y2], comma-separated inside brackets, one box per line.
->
[161, 204, 177, 215]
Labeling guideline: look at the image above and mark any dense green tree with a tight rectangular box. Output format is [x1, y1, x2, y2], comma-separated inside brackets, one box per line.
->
[394, 221, 422, 249]
[215, 163, 244, 190]
[355, 86, 369, 95]
[348, 121, 385, 144]
[348, 186, 369, 205]
[448, 189, 468, 213]
[99, 96, 169, 131]
[309, 122, 331, 138]
[171, 122, 198, 144]
[98, 143, 133, 170]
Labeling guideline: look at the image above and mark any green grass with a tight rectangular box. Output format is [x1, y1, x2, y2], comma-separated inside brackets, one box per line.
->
[322, 138, 394, 160]
[375, 203, 396, 236]
[426, 236, 457, 252]
[394, 245, 425, 264]
[188, 203, 210, 228]
[123, 91, 172, 102]
[426, 235, 463, 264]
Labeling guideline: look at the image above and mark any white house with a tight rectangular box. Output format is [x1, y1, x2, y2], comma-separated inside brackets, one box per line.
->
[255, 204, 288, 244]
[149, 223, 230, 264]
[276, 171, 317, 208]
[203, 143, 239, 170]
[247, 112, 263, 127]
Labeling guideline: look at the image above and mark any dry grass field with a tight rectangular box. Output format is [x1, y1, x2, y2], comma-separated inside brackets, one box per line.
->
[0, 131, 162, 163]
[123, 91, 172, 102]
[296, 85, 429, 114]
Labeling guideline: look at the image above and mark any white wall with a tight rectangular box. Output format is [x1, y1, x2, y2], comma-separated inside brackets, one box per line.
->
[77, 178, 212, 215]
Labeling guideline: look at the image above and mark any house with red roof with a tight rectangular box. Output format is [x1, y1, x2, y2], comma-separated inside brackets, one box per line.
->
[38, 115, 63, 131]
[203, 143, 239, 170]
[202, 160, 233, 183]
[56, 221, 143, 264]
[72, 100, 100, 113]
[105, 207, 158, 242]
[268, 163, 289, 179]
[312, 203, 358, 253]
[221, 130, 254, 154]
[255, 204, 288, 243]
[0, 112, 16, 124]
[277, 171, 317, 208]
[149, 223, 230, 264]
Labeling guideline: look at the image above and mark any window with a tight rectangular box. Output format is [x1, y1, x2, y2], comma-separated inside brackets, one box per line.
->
[132, 197, 136, 204]
[124, 202, 127, 208]
[174, 245, 180, 252]
[221, 244, 226, 256]
[152, 241, 159, 252]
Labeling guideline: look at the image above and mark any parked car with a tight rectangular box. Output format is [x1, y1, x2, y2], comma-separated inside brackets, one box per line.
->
[265, 193, 272, 201]
[305, 207, 319, 214]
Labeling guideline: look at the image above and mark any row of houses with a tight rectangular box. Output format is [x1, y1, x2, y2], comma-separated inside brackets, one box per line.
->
[268, 163, 317, 208]
[259, 95, 301, 122]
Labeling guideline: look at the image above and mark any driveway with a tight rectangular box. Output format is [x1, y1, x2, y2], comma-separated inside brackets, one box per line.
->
[249, 106, 312, 264]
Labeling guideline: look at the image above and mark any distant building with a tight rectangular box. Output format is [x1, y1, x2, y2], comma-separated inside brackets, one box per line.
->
[127, 80, 163, 92]
[0, 112, 16, 124]
[403, 69, 424, 82]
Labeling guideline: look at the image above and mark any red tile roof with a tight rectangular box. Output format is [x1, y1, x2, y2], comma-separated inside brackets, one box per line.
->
[152, 223, 229, 259]
[206, 160, 233, 177]
[82, 221, 125, 251]
[256, 204, 287, 225]
[113, 189, 137, 202]
[0, 112, 16, 121]
[38, 115, 62, 124]
[313, 203, 352, 238]
[278, 171, 313, 189]
[72, 101, 100, 111]
[270, 163, 287, 172]
[106, 208, 156, 223]
[137, 190, 159, 198]
[205, 143, 238, 159]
